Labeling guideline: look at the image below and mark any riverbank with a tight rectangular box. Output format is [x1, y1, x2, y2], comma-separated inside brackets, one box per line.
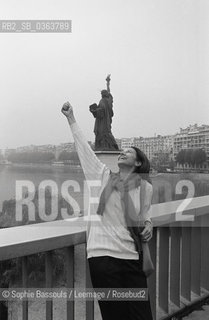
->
[0, 162, 82, 167]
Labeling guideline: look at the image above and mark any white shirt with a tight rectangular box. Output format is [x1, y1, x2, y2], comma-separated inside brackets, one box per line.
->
[70, 122, 152, 260]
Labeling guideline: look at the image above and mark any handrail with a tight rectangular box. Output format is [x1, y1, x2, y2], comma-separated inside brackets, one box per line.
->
[151, 195, 209, 225]
[0, 196, 208, 261]
[0, 219, 86, 261]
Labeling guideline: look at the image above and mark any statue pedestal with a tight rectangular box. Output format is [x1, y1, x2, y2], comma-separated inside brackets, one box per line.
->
[95, 151, 121, 172]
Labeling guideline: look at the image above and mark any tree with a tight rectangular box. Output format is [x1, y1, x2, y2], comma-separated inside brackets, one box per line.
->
[176, 149, 186, 166]
[194, 149, 207, 166]
[185, 149, 192, 165]
[191, 149, 196, 166]
[169, 159, 175, 171]
[176, 148, 207, 168]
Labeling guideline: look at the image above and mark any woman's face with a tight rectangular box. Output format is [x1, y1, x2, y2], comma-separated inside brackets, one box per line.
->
[118, 148, 141, 168]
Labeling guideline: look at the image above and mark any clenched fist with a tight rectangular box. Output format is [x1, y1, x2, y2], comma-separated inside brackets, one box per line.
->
[61, 101, 75, 124]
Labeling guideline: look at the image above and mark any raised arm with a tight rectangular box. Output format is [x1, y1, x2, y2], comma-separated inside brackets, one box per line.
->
[106, 74, 111, 94]
[61, 102, 110, 181]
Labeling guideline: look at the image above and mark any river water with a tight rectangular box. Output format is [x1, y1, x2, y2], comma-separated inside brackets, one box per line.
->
[0, 164, 85, 211]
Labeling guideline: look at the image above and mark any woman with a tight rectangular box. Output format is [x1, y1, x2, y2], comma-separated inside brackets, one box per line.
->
[61, 102, 153, 320]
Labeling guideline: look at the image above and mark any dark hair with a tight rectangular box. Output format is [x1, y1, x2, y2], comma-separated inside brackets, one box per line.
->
[131, 146, 152, 184]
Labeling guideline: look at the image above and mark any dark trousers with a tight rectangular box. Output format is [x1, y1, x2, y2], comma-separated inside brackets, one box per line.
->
[88, 256, 153, 320]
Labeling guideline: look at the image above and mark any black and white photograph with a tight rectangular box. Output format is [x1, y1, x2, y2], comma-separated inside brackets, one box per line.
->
[0, 1, 209, 319]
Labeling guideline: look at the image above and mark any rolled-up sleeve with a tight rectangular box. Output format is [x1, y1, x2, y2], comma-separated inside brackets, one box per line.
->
[70, 122, 110, 185]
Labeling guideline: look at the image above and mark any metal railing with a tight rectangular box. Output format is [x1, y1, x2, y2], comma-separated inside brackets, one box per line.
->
[0, 195, 209, 319]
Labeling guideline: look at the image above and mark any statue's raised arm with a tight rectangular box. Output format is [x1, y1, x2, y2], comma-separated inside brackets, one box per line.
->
[106, 74, 111, 93]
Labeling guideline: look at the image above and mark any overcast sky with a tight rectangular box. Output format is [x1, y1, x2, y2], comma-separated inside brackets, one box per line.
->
[0, 0, 209, 149]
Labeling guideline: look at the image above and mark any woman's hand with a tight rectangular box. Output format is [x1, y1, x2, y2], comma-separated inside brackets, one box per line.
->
[61, 101, 76, 125]
[140, 221, 153, 242]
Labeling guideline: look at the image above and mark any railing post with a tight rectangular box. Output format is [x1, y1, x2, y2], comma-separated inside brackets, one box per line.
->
[65, 247, 75, 320]
[148, 227, 157, 320]
[158, 227, 170, 314]
[45, 251, 53, 320]
[170, 226, 181, 307]
[191, 216, 201, 296]
[201, 213, 209, 291]
[181, 224, 192, 302]
[22, 256, 28, 320]
[85, 248, 94, 320]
